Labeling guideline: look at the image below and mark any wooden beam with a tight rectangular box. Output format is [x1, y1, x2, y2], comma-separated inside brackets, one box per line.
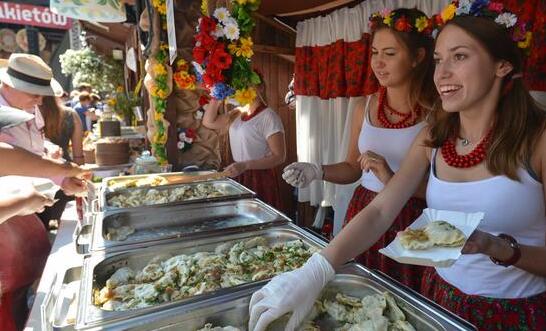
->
[276, 54, 295, 63]
[252, 12, 296, 37]
[254, 44, 294, 55]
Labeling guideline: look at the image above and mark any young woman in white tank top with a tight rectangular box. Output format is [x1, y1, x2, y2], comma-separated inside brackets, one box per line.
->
[248, 3, 546, 331]
[281, 8, 437, 292]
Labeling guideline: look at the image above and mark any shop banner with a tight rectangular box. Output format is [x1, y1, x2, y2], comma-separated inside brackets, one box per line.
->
[0, 1, 71, 30]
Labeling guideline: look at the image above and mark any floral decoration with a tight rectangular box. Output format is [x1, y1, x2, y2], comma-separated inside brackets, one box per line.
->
[432, 0, 533, 53]
[192, 0, 261, 105]
[151, 0, 167, 19]
[177, 128, 197, 151]
[369, 9, 433, 36]
[150, 44, 170, 164]
[173, 59, 197, 90]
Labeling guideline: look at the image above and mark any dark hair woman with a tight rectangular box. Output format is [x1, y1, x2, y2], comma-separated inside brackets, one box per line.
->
[282, 7, 437, 292]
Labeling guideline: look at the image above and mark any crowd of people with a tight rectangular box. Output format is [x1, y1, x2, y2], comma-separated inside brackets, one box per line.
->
[1, 1, 545, 331]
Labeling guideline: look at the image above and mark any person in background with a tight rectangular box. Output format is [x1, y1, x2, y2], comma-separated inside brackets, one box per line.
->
[0, 53, 86, 196]
[248, 2, 546, 330]
[282, 8, 436, 291]
[41, 96, 84, 164]
[74, 91, 94, 132]
[38, 96, 85, 225]
[202, 75, 286, 210]
[66, 90, 79, 107]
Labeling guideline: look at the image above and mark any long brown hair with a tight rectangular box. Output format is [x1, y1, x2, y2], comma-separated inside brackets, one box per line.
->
[40, 96, 67, 141]
[427, 16, 546, 180]
[371, 8, 437, 112]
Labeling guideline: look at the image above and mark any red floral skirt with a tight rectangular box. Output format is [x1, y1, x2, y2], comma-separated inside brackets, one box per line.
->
[344, 185, 427, 292]
[421, 268, 546, 331]
[234, 168, 282, 211]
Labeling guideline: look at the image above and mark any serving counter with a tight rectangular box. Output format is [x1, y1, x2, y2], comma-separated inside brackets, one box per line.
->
[26, 177, 476, 331]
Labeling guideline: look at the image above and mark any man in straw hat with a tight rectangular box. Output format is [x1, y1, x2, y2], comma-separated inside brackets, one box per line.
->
[0, 53, 86, 195]
[0, 55, 89, 331]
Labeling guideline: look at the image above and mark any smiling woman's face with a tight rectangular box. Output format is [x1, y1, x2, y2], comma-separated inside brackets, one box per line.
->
[433, 24, 499, 113]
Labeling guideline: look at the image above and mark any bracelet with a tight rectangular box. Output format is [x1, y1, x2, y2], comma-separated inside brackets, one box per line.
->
[490, 233, 521, 267]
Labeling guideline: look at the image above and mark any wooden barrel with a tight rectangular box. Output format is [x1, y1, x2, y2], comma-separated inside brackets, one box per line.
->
[95, 141, 130, 166]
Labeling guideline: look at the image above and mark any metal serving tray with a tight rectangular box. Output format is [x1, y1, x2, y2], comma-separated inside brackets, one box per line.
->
[41, 267, 82, 331]
[101, 171, 217, 193]
[75, 199, 291, 254]
[99, 263, 476, 331]
[98, 178, 255, 212]
[76, 223, 327, 329]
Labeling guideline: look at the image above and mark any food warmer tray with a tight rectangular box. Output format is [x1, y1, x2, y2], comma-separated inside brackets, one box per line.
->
[75, 223, 327, 329]
[92, 263, 477, 331]
[101, 171, 218, 193]
[75, 198, 292, 254]
[97, 178, 255, 212]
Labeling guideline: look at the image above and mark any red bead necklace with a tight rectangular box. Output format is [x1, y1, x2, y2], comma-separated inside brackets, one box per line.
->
[241, 103, 267, 121]
[377, 87, 422, 129]
[441, 130, 492, 168]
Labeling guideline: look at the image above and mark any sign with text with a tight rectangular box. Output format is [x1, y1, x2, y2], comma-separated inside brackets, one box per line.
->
[0, 1, 71, 30]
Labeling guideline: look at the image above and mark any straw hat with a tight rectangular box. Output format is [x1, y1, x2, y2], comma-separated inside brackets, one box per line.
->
[0, 105, 34, 130]
[0, 53, 63, 96]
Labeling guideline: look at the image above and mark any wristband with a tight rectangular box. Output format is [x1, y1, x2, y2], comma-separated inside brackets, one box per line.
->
[490, 233, 521, 267]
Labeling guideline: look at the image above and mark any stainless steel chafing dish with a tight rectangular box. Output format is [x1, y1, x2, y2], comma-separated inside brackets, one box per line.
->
[75, 199, 291, 254]
[95, 263, 476, 331]
[41, 266, 82, 331]
[101, 171, 218, 193]
[97, 178, 255, 212]
[75, 224, 327, 329]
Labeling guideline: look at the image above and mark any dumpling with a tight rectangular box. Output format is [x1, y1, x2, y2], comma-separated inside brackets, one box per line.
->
[398, 228, 433, 250]
[424, 221, 466, 247]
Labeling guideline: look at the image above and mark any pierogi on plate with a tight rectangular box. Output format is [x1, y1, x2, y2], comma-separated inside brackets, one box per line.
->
[399, 221, 466, 250]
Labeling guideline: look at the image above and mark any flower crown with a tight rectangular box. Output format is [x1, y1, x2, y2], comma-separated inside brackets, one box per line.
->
[433, 0, 532, 52]
[369, 8, 433, 36]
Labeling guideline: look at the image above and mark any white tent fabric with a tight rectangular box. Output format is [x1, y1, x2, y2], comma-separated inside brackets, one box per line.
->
[294, 0, 450, 235]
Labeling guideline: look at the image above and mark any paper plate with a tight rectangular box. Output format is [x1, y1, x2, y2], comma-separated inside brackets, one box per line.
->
[379, 208, 484, 268]
[32, 178, 61, 200]
[50, 0, 126, 23]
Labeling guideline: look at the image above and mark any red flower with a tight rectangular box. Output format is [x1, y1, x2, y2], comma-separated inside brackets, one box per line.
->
[210, 46, 232, 70]
[488, 2, 504, 13]
[394, 16, 411, 32]
[198, 95, 210, 106]
[185, 128, 196, 138]
[199, 16, 216, 34]
[192, 46, 207, 64]
[433, 14, 444, 26]
[195, 32, 216, 50]
[203, 68, 224, 88]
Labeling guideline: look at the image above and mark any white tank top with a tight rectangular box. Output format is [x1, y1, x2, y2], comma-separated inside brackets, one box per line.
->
[358, 97, 426, 192]
[427, 149, 546, 298]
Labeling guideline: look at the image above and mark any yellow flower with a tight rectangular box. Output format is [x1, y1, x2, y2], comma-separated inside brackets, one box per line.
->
[154, 111, 163, 121]
[107, 98, 116, 106]
[152, 0, 166, 15]
[234, 0, 248, 4]
[229, 37, 254, 58]
[116, 85, 124, 93]
[383, 13, 393, 26]
[234, 87, 257, 106]
[176, 59, 189, 71]
[153, 64, 167, 76]
[154, 132, 167, 144]
[201, 0, 208, 15]
[518, 32, 532, 49]
[157, 89, 169, 99]
[415, 16, 428, 32]
[441, 4, 456, 23]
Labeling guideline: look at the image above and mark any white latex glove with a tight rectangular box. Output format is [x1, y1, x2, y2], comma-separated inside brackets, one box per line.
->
[248, 253, 335, 331]
[282, 162, 323, 188]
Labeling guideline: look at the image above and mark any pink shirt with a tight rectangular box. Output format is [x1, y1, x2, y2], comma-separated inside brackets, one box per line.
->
[0, 93, 64, 185]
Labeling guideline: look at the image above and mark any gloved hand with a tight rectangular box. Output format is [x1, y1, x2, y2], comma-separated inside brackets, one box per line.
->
[248, 253, 335, 331]
[282, 162, 323, 188]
